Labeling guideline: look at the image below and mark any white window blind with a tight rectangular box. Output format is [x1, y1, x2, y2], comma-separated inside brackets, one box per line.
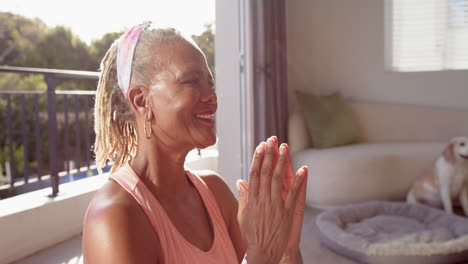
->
[386, 0, 468, 71]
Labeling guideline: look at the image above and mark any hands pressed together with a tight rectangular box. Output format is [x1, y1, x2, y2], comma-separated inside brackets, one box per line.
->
[237, 136, 308, 264]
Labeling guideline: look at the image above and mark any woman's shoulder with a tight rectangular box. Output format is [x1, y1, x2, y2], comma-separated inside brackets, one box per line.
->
[82, 180, 161, 263]
[85, 180, 140, 219]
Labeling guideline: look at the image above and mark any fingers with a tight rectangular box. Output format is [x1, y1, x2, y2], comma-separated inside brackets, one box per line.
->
[295, 166, 308, 215]
[286, 167, 308, 249]
[271, 144, 288, 203]
[259, 137, 276, 199]
[283, 144, 294, 200]
[236, 180, 249, 218]
[272, 137, 280, 176]
[248, 142, 265, 198]
[285, 167, 306, 212]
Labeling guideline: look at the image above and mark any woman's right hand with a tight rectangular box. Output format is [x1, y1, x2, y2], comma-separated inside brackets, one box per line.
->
[237, 136, 307, 264]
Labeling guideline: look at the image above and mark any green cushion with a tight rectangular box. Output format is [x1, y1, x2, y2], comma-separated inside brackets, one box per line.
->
[296, 91, 359, 148]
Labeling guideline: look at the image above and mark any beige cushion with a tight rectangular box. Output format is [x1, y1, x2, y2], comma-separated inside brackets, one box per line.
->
[291, 142, 445, 209]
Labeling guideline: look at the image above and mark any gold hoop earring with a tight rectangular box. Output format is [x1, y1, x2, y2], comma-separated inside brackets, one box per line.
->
[144, 120, 152, 139]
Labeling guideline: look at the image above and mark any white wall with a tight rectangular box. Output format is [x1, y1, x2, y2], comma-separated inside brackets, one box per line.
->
[0, 176, 107, 264]
[286, 0, 468, 111]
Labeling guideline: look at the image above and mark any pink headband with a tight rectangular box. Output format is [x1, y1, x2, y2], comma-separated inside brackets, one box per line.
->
[117, 21, 151, 98]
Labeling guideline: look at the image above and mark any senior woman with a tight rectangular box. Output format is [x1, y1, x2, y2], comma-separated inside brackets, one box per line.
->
[83, 22, 308, 264]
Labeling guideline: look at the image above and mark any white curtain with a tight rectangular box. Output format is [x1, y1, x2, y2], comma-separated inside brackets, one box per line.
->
[387, 0, 468, 71]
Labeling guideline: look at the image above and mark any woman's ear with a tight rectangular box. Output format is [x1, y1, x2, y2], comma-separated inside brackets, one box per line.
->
[128, 85, 152, 120]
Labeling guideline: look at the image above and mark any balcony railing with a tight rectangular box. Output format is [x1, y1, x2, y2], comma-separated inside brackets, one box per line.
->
[0, 65, 102, 198]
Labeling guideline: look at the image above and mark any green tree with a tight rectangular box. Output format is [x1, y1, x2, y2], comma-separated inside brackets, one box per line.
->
[0, 12, 46, 65]
[89, 32, 123, 70]
[192, 24, 215, 77]
[23, 26, 94, 71]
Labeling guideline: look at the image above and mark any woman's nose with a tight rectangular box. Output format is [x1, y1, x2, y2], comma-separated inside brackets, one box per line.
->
[200, 84, 217, 104]
[201, 91, 217, 105]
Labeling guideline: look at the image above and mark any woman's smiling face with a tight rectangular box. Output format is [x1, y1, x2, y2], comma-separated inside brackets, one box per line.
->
[147, 40, 217, 150]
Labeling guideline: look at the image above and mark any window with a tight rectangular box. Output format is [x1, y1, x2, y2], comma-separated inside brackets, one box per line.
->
[386, 0, 468, 71]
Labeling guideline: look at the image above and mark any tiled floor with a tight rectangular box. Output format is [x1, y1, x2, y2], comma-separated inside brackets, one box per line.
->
[12, 235, 83, 264]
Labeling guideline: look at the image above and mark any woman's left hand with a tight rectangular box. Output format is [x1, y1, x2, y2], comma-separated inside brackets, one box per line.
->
[237, 138, 308, 261]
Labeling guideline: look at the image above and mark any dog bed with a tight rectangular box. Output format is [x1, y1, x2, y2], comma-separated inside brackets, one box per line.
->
[316, 201, 468, 264]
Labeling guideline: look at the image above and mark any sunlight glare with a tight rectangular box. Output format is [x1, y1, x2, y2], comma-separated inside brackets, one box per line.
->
[1, 0, 215, 43]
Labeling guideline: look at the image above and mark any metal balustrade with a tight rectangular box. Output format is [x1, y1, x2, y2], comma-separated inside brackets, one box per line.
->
[0, 66, 100, 198]
[0, 65, 205, 199]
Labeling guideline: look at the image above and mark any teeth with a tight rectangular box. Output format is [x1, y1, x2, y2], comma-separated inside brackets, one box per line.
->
[196, 114, 214, 119]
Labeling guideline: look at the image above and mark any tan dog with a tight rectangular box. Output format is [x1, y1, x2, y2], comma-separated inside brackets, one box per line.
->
[407, 136, 468, 216]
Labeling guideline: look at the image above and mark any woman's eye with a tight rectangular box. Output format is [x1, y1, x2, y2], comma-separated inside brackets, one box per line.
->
[461, 142, 466, 147]
[184, 79, 199, 85]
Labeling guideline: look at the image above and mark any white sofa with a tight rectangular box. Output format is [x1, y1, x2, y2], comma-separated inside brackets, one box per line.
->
[289, 101, 468, 209]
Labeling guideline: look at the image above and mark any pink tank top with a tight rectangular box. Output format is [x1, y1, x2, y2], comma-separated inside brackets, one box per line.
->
[109, 164, 238, 264]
